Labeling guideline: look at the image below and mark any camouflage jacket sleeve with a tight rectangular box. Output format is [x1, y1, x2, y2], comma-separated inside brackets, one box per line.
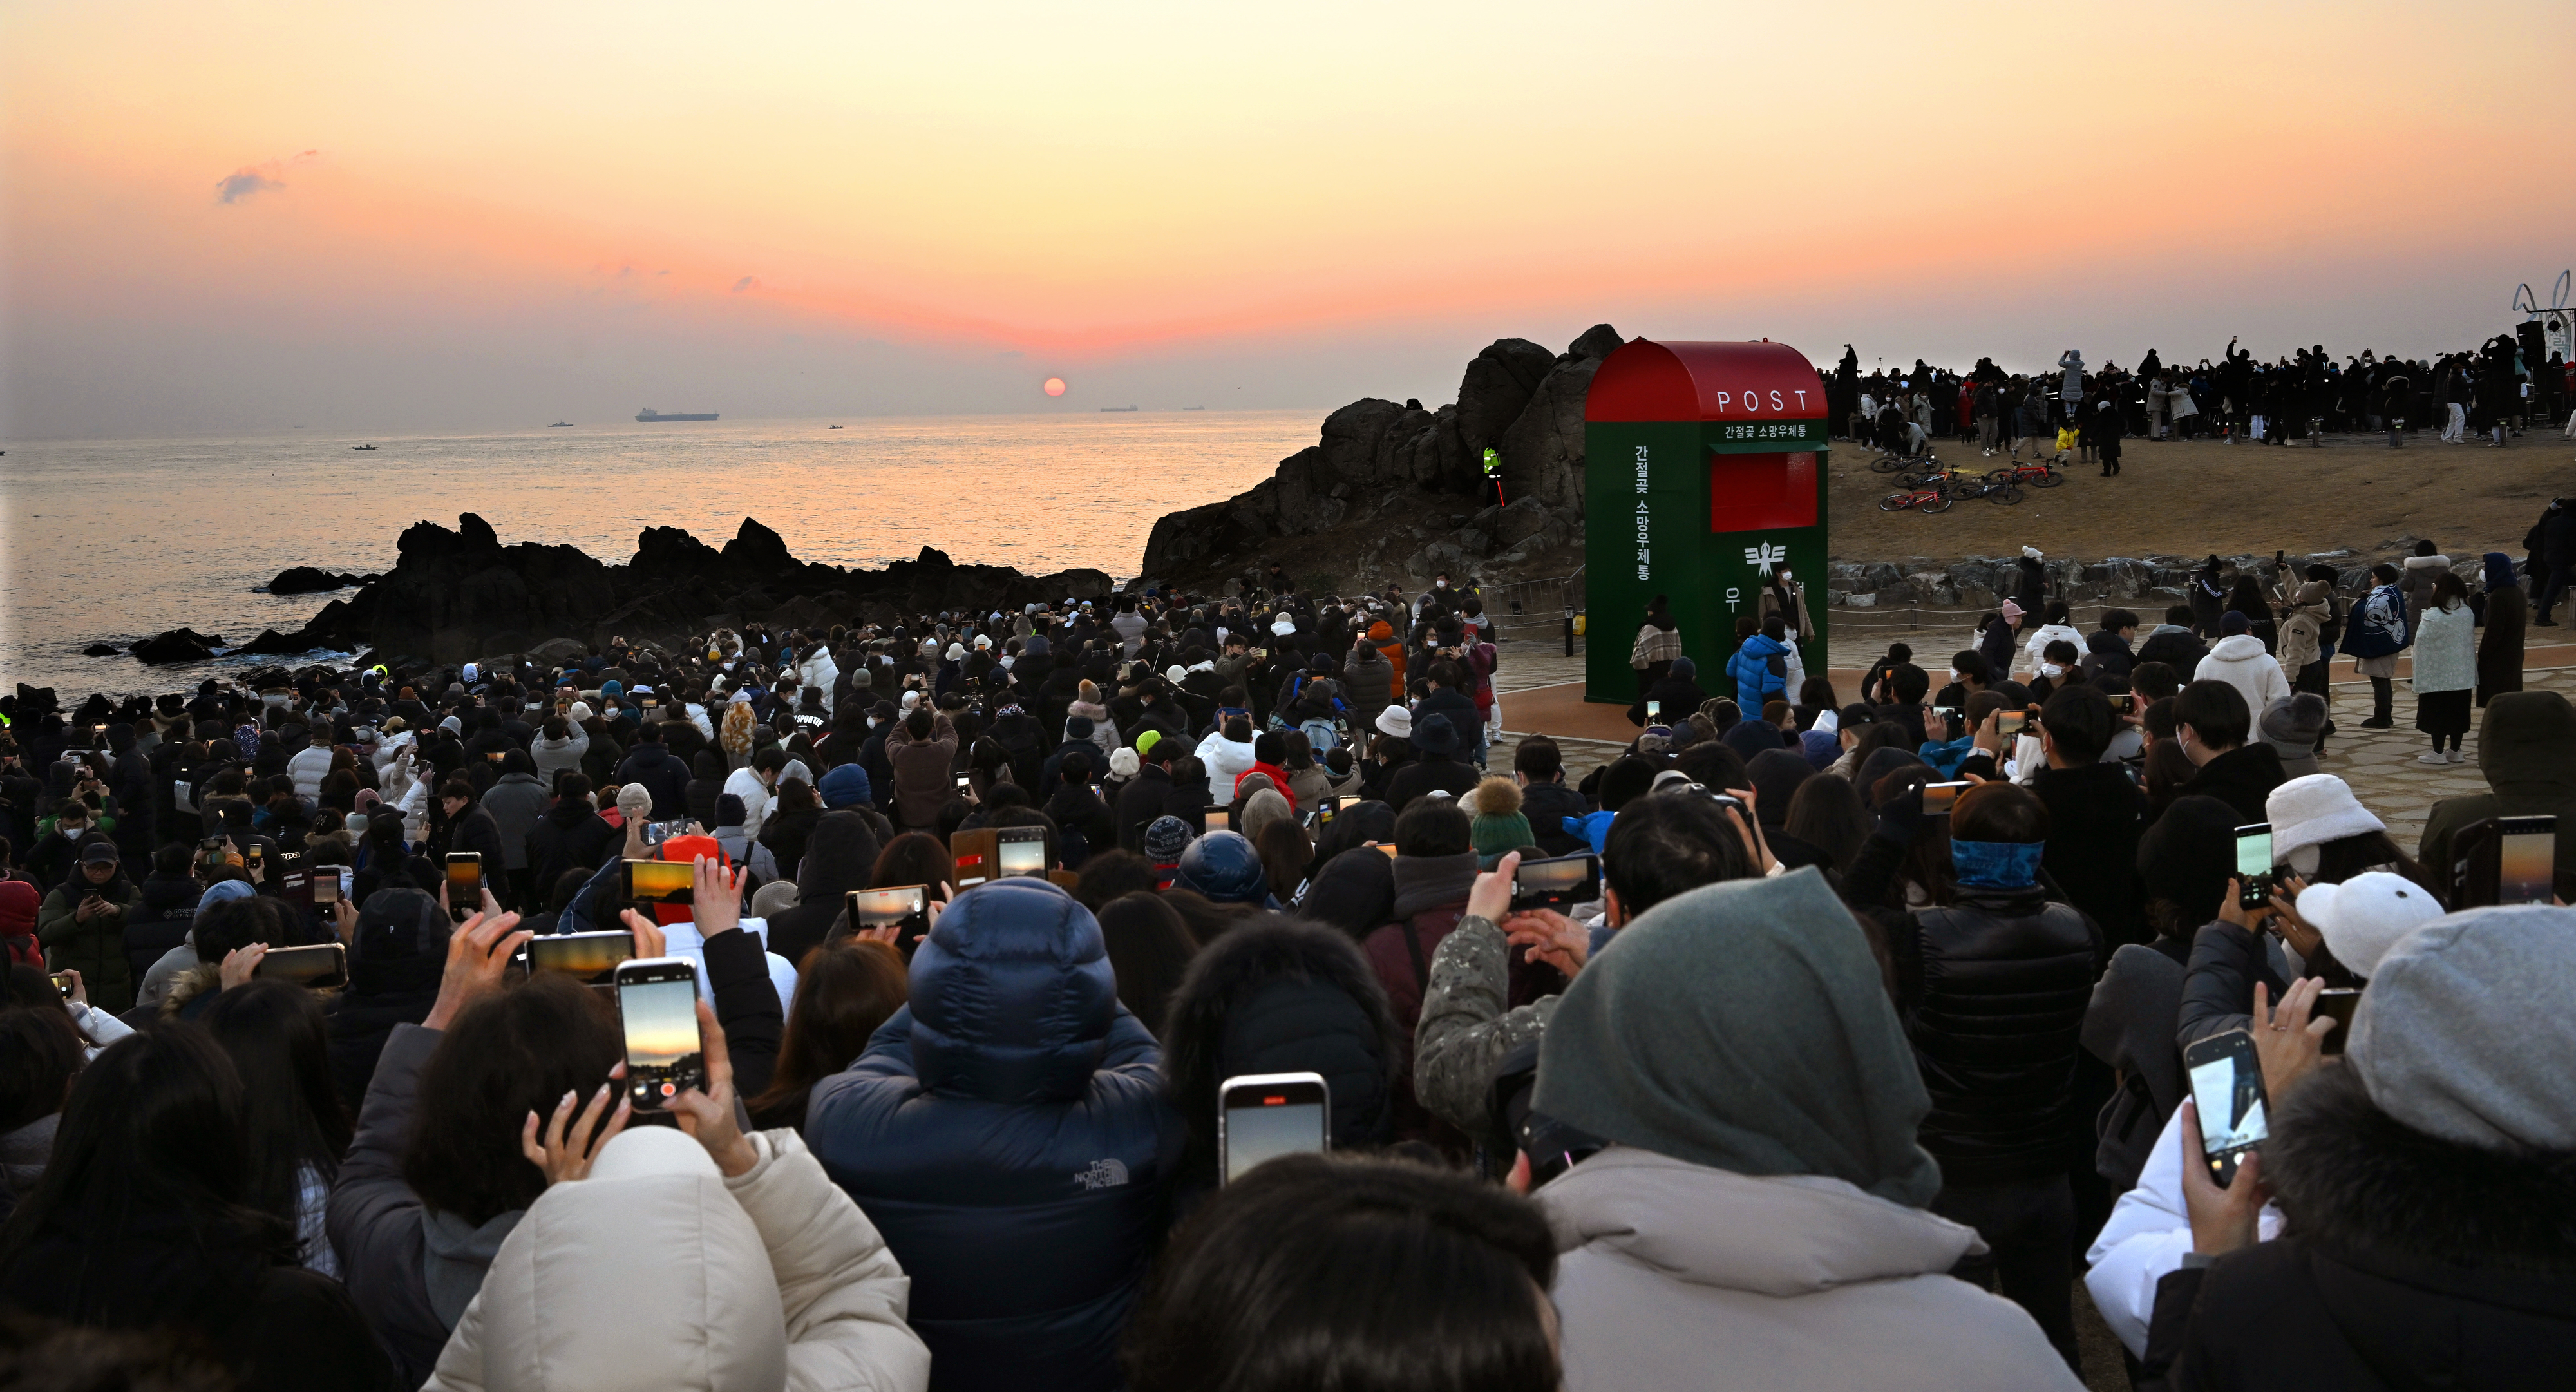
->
[1414, 914, 1558, 1136]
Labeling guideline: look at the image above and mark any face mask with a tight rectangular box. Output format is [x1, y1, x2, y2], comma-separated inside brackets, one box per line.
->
[2040, 663, 2065, 678]
[1435, 580, 1447, 589]
[1947, 669, 1962, 684]
[61, 826, 82, 839]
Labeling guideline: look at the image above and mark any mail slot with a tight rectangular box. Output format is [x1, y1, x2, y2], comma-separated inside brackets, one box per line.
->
[1584, 339, 1832, 703]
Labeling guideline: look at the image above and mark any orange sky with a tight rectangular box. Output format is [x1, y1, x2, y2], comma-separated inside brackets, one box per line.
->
[5, 1, 2571, 435]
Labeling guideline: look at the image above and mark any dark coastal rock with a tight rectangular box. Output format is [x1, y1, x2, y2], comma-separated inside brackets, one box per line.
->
[267, 566, 362, 595]
[82, 643, 121, 657]
[133, 630, 220, 665]
[1139, 324, 1619, 582]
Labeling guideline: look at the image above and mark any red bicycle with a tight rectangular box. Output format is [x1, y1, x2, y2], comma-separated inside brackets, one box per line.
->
[1877, 478, 1957, 514]
[1982, 460, 2065, 490]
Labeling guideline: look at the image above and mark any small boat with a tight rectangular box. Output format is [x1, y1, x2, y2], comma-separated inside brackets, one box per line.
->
[549, 421, 573, 428]
[829, 424, 843, 429]
[1100, 405, 1139, 412]
[351, 444, 378, 451]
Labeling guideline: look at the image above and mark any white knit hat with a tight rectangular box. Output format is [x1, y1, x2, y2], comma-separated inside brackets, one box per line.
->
[1109, 748, 1141, 779]
[2295, 871, 2443, 979]
[1271, 615, 1298, 636]
[1375, 706, 1412, 739]
[2265, 774, 2385, 862]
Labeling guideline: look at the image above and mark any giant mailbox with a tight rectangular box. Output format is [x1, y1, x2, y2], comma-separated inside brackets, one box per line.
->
[1583, 339, 1831, 702]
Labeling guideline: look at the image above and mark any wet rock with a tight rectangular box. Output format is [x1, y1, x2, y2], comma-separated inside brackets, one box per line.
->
[267, 566, 357, 595]
[81, 643, 120, 657]
[133, 630, 217, 665]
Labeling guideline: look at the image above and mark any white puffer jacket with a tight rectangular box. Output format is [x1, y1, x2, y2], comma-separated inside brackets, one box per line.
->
[424, 1127, 928, 1392]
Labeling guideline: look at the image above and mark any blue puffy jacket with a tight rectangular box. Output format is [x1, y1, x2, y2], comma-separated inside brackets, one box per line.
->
[806, 877, 1182, 1392]
[1727, 633, 1792, 702]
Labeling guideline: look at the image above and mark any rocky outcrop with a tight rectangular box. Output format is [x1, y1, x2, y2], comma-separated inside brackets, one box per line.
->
[132, 629, 225, 665]
[298, 515, 1113, 665]
[1139, 325, 1621, 585]
[265, 566, 375, 595]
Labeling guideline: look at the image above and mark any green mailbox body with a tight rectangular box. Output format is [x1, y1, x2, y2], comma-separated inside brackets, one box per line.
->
[1583, 339, 1831, 703]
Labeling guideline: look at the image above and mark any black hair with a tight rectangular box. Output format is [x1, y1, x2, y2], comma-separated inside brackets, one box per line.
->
[2041, 683, 2115, 765]
[402, 974, 620, 1225]
[1885, 642, 1913, 663]
[1604, 790, 1757, 915]
[2099, 609, 2139, 632]
[1761, 616, 1786, 640]
[2131, 660, 2181, 704]
[1511, 737, 1562, 781]
[1889, 664, 1930, 704]
[1954, 781, 2050, 843]
[1951, 651, 1990, 685]
[1785, 773, 1870, 873]
[1095, 891, 1197, 1034]
[0, 1025, 294, 1289]
[191, 895, 298, 964]
[0, 1005, 85, 1131]
[2173, 679, 2252, 750]
[1391, 800, 1472, 859]
[1596, 755, 1659, 813]
[1123, 1153, 1559, 1392]
[198, 980, 352, 1241]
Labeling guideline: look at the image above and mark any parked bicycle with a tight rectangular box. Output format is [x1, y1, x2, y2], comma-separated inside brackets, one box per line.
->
[1871, 450, 1940, 475]
[1878, 478, 1958, 514]
[1981, 460, 2064, 490]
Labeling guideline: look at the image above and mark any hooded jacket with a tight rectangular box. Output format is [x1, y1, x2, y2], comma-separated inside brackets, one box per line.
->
[1531, 872, 2079, 1391]
[2275, 580, 2334, 672]
[1191, 728, 1256, 790]
[37, 868, 142, 1013]
[884, 715, 959, 831]
[326, 889, 450, 1106]
[478, 771, 547, 872]
[422, 1129, 928, 1392]
[612, 741, 692, 821]
[2191, 635, 2291, 718]
[2418, 691, 2576, 889]
[2139, 1064, 2576, 1390]
[1725, 633, 1791, 702]
[762, 812, 882, 969]
[804, 879, 1181, 1392]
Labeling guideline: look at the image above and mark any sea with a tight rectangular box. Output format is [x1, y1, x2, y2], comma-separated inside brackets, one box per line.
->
[0, 411, 1312, 700]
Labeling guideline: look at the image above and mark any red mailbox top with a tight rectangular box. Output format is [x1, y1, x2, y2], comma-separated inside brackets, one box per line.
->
[1584, 339, 1826, 424]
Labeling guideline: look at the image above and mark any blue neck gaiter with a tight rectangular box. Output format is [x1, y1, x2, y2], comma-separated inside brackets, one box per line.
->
[1951, 838, 2045, 890]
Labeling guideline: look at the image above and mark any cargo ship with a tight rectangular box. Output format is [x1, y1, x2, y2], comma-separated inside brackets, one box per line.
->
[635, 407, 719, 422]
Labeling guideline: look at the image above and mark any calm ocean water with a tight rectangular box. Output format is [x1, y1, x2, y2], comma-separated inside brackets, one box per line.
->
[0, 411, 1311, 697]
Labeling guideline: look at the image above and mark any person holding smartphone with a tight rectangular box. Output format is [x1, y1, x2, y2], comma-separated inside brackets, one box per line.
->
[35, 839, 143, 1014]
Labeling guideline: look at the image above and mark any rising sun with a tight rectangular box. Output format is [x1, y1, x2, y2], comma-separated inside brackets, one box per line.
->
[1043, 377, 1066, 397]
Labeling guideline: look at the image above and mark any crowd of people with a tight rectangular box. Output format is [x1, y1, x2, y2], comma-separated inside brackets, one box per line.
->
[1833, 331, 2571, 461]
[0, 551, 2571, 1391]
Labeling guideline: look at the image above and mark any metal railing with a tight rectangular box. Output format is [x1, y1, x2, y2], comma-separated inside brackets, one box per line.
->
[1480, 567, 1585, 654]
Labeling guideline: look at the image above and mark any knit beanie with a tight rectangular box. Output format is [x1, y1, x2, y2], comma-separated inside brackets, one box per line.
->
[1144, 815, 1193, 864]
[616, 784, 653, 824]
[1108, 748, 1141, 781]
[1467, 777, 1533, 863]
[1239, 788, 1294, 844]
[1134, 729, 1163, 759]
[2348, 905, 2576, 1150]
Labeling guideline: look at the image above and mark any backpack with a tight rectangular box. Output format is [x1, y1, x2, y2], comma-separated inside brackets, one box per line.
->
[2316, 595, 2345, 649]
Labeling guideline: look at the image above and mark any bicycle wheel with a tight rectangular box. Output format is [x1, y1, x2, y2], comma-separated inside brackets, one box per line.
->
[1871, 453, 1907, 473]
[1983, 467, 2014, 486]
[1919, 491, 1955, 515]
[1987, 482, 2024, 506]
[1879, 491, 1916, 512]
[2031, 468, 2065, 488]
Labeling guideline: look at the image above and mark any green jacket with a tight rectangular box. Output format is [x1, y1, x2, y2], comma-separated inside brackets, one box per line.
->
[1413, 914, 1558, 1136]
[37, 879, 142, 1014]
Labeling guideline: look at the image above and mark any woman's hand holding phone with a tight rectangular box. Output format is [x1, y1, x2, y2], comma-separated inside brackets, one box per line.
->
[2218, 878, 2272, 933]
[2177, 1097, 2268, 1257]
[219, 943, 269, 989]
[2265, 874, 2322, 959]
[615, 910, 670, 962]
[426, 908, 531, 1031]
[1721, 788, 1777, 875]
[2251, 979, 2334, 1101]
[668, 998, 757, 1178]
[330, 896, 360, 944]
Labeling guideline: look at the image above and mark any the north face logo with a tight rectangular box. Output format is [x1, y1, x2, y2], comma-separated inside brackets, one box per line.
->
[1075, 1158, 1129, 1190]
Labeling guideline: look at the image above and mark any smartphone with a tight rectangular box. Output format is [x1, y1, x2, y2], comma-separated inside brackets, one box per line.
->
[2182, 1029, 2268, 1185]
[1335, 795, 1363, 815]
[1374, 841, 1398, 858]
[312, 869, 345, 905]
[485, 751, 506, 763]
[641, 819, 685, 847]
[2234, 823, 2274, 911]
[1920, 781, 1970, 817]
[1645, 700, 1662, 721]
[623, 858, 696, 905]
[2313, 987, 2361, 1057]
[1996, 710, 2029, 736]
[615, 958, 705, 1111]
[1204, 808, 1231, 834]
[255, 942, 349, 990]
[996, 826, 1047, 878]
[526, 930, 636, 983]
[2498, 815, 2557, 906]
[1511, 853, 1600, 913]
[445, 852, 482, 913]
[2112, 692, 2138, 716]
[48, 972, 73, 1000]
[1218, 1071, 1329, 1185]
[954, 774, 972, 793]
[246, 844, 265, 868]
[842, 886, 930, 948]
